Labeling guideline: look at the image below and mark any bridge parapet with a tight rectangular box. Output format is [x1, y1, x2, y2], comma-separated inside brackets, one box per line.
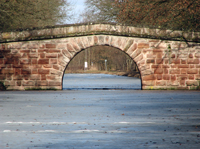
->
[0, 23, 200, 43]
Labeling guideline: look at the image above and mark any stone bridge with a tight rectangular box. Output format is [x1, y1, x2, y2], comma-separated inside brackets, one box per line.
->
[0, 23, 200, 90]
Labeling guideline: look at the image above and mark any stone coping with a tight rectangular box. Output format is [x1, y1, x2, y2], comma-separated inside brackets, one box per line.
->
[0, 23, 200, 43]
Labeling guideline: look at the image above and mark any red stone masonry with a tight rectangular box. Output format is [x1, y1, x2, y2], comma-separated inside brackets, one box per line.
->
[0, 23, 200, 90]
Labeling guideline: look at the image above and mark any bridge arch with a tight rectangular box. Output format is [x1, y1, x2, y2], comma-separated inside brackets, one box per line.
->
[62, 44, 142, 90]
[0, 23, 200, 90]
[55, 35, 146, 90]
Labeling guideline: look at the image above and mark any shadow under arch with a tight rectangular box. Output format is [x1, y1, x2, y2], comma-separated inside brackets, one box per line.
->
[61, 45, 142, 90]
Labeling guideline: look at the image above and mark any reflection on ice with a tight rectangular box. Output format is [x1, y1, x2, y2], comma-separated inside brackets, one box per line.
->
[63, 74, 141, 90]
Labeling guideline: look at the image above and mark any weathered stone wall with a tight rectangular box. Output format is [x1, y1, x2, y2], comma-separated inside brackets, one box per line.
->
[0, 24, 200, 90]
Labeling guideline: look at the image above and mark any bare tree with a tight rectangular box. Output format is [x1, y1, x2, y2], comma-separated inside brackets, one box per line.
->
[79, 0, 118, 23]
[0, 0, 72, 31]
[116, 0, 200, 31]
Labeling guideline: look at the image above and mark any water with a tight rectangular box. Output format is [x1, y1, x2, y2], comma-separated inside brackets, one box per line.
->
[63, 73, 141, 90]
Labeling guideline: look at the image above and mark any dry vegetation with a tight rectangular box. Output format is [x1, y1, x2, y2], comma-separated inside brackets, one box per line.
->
[65, 46, 140, 78]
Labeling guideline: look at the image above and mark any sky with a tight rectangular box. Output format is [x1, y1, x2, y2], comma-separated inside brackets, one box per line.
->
[66, 0, 86, 24]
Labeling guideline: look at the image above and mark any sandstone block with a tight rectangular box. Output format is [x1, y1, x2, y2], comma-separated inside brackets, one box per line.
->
[143, 81, 155, 86]
[13, 75, 23, 80]
[20, 50, 30, 53]
[39, 53, 45, 58]
[67, 44, 75, 52]
[32, 59, 37, 65]
[134, 54, 143, 62]
[124, 39, 134, 51]
[156, 59, 163, 64]
[53, 65, 60, 70]
[171, 54, 176, 58]
[98, 36, 105, 45]
[170, 69, 180, 74]
[48, 49, 61, 53]
[171, 75, 176, 81]
[127, 43, 137, 55]
[137, 60, 145, 68]
[46, 75, 56, 80]
[16, 81, 21, 86]
[154, 68, 163, 74]
[130, 49, 141, 59]
[30, 75, 40, 80]
[189, 54, 193, 58]
[153, 49, 163, 52]
[29, 53, 38, 58]
[187, 69, 198, 74]
[186, 81, 198, 86]
[177, 75, 188, 80]
[0, 59, 4, 64]
[37, 81, 48, 86]
[31, 69, 38, 74]
[49, 81, 61, 86]
[94, 36, 99, 45]
[4, 81, 15, 86]
[20, 59, 31, 65]
[167, 81, 179, 86]
[171, 59, 180, 64]
[0, 75, 6, 80]
[147, 54, 156, 58]
[142, 74, 156, 81]
[195, 53, 200, 58]
[152, 65, 162, 68]
[62, 50, 72, 58]
[156, 81, 166, 86]
[2, 68, 14, 74]
[189, 75, 194, 80]
[105, 36, 110, 45]
[196, 75, 200, 80]
[188, 59, 199, 64]
[71, 42, 81, 52]
[38, 49, 48, 53]
[181, 68, 187, 74]
[46, 53, 57, 58]
[180, 80, 185, 86]
[22, 81, 34, 86]
[162, 65, 170, 68]
[178, 64, 189, 68]
[43, 65, 52, 68]
[41, 74, 46, 80]
[38, 69, 49, 74]
[38, 59, 49, 64]
[146, 59, 155, 64]
[163, 74, 170, 80]
[50, 70, 62, 76]
[157, 53, 163, 59]
[157, 74, 162, 80]
[138, 43, 149, 49]
[50, 59, 57, 64]
[190, 64, 195, 68]
[21, 69, 31, 75]
[46, 44, 56, 48]
[110, 36, 118, 47]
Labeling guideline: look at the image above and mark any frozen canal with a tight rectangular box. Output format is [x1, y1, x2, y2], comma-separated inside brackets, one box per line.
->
[0, 74, 200, 149]
[63, 74, 141, 90]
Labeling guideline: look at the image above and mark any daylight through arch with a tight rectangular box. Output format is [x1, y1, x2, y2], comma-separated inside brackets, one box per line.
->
[62, 45, 142, 90]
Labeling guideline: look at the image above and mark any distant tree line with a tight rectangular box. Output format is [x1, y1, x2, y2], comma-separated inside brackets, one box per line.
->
[0, 0, 72, 32]
[66, 46, 138, 74]
[81, 0, 200, 31]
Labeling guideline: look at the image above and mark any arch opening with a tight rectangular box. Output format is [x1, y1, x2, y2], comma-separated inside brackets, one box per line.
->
[62, 45, 142, 90]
